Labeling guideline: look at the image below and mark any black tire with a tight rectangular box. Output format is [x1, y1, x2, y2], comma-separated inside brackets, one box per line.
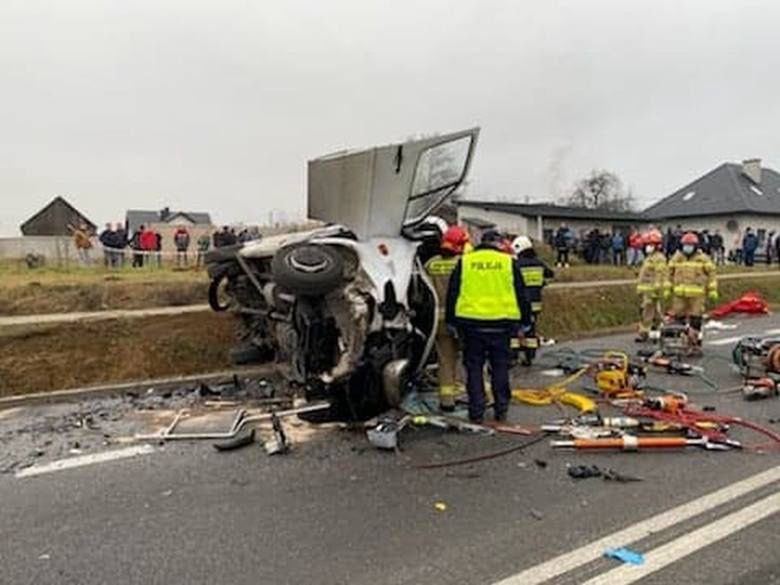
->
[208, 270, 231, 312]
[271, 244, 344, 296]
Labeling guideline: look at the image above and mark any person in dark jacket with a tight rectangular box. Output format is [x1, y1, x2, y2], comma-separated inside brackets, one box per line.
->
[553, 223, 571, 268]
[511, 235, 554, 365]
[154, 231, 163, 267]
[446, 229, 528, 423]
[98, 223, 117, 268]
[710, 230, 724, 265]
[114, 223, 128, 267]
[130, 225, 145, 268]
[174, 227, 191, 267]
[742, 227, 759, 267]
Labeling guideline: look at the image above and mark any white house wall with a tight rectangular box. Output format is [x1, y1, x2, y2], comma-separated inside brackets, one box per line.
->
[657, 214, 780, 253]
[457, 206, 530, 234]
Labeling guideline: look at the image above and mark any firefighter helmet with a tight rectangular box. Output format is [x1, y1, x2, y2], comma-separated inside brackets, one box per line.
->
[441, 225, 470, 254]
[511, 235, 534, 255]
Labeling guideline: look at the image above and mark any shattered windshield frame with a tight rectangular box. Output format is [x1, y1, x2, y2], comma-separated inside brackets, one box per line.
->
[403, 134, 476, 227]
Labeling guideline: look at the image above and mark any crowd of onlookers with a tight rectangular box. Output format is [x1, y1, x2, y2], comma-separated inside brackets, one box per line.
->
[67, 222, 262, 268]
[550, 222, 777, 268]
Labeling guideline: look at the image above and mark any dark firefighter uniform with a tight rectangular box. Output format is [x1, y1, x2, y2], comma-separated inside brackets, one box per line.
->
[513, 256, 554, 363]
[446, 241, 526, 422]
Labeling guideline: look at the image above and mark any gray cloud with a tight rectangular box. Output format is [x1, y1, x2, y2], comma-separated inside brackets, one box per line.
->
[1, 0, 778, 234]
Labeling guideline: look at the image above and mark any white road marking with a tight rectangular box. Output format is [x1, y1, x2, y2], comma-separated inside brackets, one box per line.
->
[491, 464, 780, 585]
[709, 328, 780, 346]
[15, 445, 155, 478]
[582, 490, 780, 585]
[707, 335, 744, 346]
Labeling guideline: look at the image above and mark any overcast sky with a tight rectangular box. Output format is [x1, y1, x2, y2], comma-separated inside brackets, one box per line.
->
[1, 0, 778, 235]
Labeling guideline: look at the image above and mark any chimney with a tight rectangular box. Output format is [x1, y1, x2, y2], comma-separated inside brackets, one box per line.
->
[160, 206, 171, 221]
[742, 158, 762, 184]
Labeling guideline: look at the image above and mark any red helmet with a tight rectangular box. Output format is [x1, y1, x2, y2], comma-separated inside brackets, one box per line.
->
[643, 229, 663, 246]
[441, 225, 470, 254]
[681, 232, 699, 246]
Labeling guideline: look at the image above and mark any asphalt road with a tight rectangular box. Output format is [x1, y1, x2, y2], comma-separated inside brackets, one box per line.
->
[2, 315, 780, 585]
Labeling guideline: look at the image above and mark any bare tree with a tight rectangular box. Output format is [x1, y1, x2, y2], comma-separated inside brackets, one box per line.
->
[565, 169, 635, 212]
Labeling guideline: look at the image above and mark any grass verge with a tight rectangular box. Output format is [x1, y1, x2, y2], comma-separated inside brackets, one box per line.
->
[4, 274, 780, 397]
[0, 313, 233, 397]
[0, 263, 208, 315]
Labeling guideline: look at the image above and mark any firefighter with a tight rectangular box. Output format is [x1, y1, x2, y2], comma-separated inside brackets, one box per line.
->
[511, 235, 555, 365]
[635, 228, 669, 342]
[667, 231, 718, 344]
[424, 225, 470, 412]
[446, 229, 527, 423]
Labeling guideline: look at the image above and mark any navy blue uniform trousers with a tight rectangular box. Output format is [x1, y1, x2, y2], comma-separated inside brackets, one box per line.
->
[462, 328, 511, 421]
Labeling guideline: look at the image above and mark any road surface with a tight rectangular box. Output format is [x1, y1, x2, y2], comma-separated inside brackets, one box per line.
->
[1, 315, 779, 584]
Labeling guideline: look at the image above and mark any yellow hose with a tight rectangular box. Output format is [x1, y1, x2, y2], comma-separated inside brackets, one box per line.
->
[512, 367, 597, 413]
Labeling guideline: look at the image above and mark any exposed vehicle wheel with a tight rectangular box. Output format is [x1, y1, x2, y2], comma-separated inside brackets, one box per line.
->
[208, 270, 231, 312]
[271, 244, 344, 296]
[229, 343, 266, 365]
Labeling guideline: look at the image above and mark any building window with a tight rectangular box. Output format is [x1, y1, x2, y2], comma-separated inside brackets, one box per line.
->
[726, 219, 739, 233]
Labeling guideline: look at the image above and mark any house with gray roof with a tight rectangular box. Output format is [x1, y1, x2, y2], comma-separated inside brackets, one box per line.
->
[645, 159, 780, 254]
[125, 207, 213, 235]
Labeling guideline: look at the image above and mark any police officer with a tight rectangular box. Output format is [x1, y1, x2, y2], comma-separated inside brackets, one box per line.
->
[446, 229, 527, 423]
[511, 235, 554, 365]
[424, 225, 470, 412]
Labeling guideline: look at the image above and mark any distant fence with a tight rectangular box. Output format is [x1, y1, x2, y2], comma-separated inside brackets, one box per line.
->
[0, 236, 81, 263]
[0, 236, 204, 268]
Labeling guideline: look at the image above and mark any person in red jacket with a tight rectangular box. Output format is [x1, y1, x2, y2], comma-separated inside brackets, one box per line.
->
[139, 227, 157, 265]
[627, 228, 644, 267]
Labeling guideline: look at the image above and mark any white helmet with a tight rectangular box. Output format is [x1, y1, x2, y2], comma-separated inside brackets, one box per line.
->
[511, 235, 533, 255]
[424, 215, 449, 236]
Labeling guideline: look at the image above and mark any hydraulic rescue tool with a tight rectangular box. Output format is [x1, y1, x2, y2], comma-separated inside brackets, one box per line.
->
[551, 436, 740, 451]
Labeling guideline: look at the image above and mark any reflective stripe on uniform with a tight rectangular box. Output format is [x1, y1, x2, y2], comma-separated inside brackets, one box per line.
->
[455, 249, 521, 321]
[520, 266, 544, 287]
[531, 301, 542, 313]
[673, 284, 705, 297]
[425, 256, 458, 276]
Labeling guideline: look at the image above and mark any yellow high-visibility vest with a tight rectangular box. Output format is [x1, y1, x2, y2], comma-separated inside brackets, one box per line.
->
[455, 249, 521, 321]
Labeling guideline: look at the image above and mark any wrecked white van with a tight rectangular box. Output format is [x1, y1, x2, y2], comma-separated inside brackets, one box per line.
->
[206, 128, 479, 418]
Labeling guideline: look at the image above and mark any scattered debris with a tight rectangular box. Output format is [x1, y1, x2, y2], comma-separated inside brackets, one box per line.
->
[604, 547, 644, 566]
[433, 501, 448, 512]
[214, 429, 256, 452]
[534, 459, 548, 469]
[264, 413, 290, 455]
[367, 417, 406, 451]
[528, 508, 544, 521]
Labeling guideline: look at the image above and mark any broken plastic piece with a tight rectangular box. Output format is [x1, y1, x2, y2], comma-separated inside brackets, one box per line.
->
[604, 547, 645, 565]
